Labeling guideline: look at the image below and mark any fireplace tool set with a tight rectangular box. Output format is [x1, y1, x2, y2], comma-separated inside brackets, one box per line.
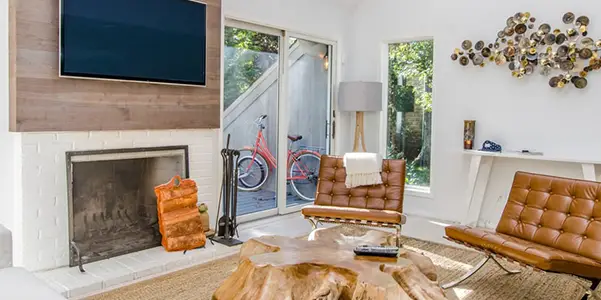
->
[211, 134, 243, 246]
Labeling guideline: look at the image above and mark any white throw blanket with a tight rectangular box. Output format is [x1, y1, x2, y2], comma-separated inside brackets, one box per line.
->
[343, 152, 383, 188]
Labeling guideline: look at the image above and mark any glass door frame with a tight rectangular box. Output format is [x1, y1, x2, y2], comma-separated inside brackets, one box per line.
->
[222, 19, 337, 221]
[277, 31, 336, 215]
[223, 19, 281, 224]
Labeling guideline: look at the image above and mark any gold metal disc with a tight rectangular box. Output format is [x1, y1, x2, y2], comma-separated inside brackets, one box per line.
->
[462, 40, 473, 50]
[475, 41, 485, 51]
[495, 54, 507, 65]
[555, 33, 568, 45]
[576, 16, 590, 26]
[539, 23, 551, 34]
[573, 76, 588, 89]
[515, 24, 527, 34]
[579, 48, 593, 60]
[563, 12, 575, 24]
[581, 37, 594, 47]
[481, 47, 492, 57]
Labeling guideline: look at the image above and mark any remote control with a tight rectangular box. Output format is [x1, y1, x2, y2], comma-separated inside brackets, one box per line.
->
[353, 245, 399, 257]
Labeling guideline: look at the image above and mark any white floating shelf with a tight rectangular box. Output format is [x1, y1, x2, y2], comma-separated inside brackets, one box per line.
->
[463, 150, 601, 165]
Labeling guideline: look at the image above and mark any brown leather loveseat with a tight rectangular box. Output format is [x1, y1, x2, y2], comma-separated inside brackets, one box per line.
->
[301, 155, 407, 246]
[445, 172, 601, 299]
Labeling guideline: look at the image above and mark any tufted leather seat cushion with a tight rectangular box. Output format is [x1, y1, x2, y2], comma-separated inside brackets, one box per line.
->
[301, 155, 406, 225]
[446, 171, 601, 279]
[446, 225, 601, 279]
[301, 206, 406, 224]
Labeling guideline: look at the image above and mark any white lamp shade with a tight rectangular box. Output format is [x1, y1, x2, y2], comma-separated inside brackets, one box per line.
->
[338, 81, 383, 112]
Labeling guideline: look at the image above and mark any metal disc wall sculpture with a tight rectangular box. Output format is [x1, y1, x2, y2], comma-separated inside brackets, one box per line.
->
[451, 12, 601, 89]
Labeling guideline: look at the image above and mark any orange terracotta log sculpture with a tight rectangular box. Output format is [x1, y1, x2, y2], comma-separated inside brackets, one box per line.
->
[155, 176, 206, 251]
[213, 229, 448, 300]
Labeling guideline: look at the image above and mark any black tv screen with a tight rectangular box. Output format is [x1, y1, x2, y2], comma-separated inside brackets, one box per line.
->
[60, 0, 207, 86]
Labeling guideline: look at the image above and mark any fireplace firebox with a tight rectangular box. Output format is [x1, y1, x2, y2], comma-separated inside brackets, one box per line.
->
[66, 146, 189, 268]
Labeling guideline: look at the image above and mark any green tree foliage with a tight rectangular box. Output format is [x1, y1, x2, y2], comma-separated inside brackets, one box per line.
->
[388, 40, 433, 112]
[387, 40, 433, 186]
[223, 27, 279, 109]
[390, 85, 415, 112]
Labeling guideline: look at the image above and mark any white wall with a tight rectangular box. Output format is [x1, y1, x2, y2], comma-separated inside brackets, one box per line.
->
[344, 0, 601, 225]
[0, 0, 17, 232]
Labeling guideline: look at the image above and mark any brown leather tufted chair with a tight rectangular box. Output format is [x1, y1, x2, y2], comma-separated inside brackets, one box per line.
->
[444, 172, 601, 300]
[301, 155, 407, 247]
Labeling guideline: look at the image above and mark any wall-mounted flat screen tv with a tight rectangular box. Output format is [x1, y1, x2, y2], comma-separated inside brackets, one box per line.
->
[60, 0, 207, 86]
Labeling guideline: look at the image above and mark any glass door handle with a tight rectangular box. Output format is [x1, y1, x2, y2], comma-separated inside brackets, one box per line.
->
[332, 120, 336, 139]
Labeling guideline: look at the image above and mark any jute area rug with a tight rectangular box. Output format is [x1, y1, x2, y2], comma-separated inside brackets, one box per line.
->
[87, 226, 595, 300]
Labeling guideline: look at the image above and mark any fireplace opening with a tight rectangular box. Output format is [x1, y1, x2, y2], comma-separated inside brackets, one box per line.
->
[66, 146, 189, 266]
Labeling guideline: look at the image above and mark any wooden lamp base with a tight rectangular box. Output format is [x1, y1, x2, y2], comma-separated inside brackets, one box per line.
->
[353, 111, 366, 152]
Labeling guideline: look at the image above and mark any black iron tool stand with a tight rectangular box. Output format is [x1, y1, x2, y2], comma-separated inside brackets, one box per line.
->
[211, 135, 243, 247]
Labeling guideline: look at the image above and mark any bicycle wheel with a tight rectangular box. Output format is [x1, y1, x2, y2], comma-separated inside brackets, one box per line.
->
[289, 152, 321, 201]
[238, 149, 269, 172]
[237, 154, 269, 192]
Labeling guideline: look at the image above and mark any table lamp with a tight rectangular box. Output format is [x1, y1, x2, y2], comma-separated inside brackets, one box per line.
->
[338, 81, 383, 152]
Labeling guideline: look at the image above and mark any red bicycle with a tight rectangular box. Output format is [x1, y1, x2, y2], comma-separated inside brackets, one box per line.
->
[237, 115, 321, 201]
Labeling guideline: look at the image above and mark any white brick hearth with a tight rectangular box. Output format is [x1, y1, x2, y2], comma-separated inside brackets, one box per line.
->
[36, 239, 239, 298]
[35, 213, 319, 299]
[12, 129, 220, 272]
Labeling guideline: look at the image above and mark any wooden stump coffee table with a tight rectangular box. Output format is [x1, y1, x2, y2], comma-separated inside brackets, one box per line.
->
[213, 229, 448, 300]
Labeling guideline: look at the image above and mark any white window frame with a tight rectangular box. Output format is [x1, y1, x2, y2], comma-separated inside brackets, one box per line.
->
[380, 37, 434, 198]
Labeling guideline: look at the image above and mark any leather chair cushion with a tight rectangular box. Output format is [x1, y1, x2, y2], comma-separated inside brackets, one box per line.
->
[496, 172, 601, 263]
[446, 225, 601, 279]
[302, 205, 406, 224]
[314, 155, 406, 212]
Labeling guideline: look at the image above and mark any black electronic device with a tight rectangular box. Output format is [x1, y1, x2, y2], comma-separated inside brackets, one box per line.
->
[60, 0, 207, 86]
[353, 245, 399, 258]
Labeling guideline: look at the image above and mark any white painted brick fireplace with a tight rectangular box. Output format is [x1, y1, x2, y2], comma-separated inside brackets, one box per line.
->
[12, 129, 220, 272]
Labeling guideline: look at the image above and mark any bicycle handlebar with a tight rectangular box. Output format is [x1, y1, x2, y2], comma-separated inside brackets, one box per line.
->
[254, 115, 268, 128]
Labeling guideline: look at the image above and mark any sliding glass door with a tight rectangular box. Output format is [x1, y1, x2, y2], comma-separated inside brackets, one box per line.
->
[223, 20, 335, 222]
[281, 36, 332, 212]
[223, 24, 281, 221]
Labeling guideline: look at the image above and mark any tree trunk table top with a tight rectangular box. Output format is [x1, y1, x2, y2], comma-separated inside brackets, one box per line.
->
[213, 228, 449, 300]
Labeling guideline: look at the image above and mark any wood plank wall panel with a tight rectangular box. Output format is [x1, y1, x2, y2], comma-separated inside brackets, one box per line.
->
[9, 0, 222, 132]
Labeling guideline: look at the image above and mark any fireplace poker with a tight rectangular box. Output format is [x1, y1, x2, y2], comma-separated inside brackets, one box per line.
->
[70, 241, 86, 273]
[222, 147, 231, 239]
[232, 149, 240, 238]
[211, 134, 242, 247]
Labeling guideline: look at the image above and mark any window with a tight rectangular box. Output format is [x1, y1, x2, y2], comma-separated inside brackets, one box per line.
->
[386, 40, 433, 187]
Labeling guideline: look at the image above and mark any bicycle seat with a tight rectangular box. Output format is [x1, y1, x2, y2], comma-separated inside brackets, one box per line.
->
[287, 135, 303, 142]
